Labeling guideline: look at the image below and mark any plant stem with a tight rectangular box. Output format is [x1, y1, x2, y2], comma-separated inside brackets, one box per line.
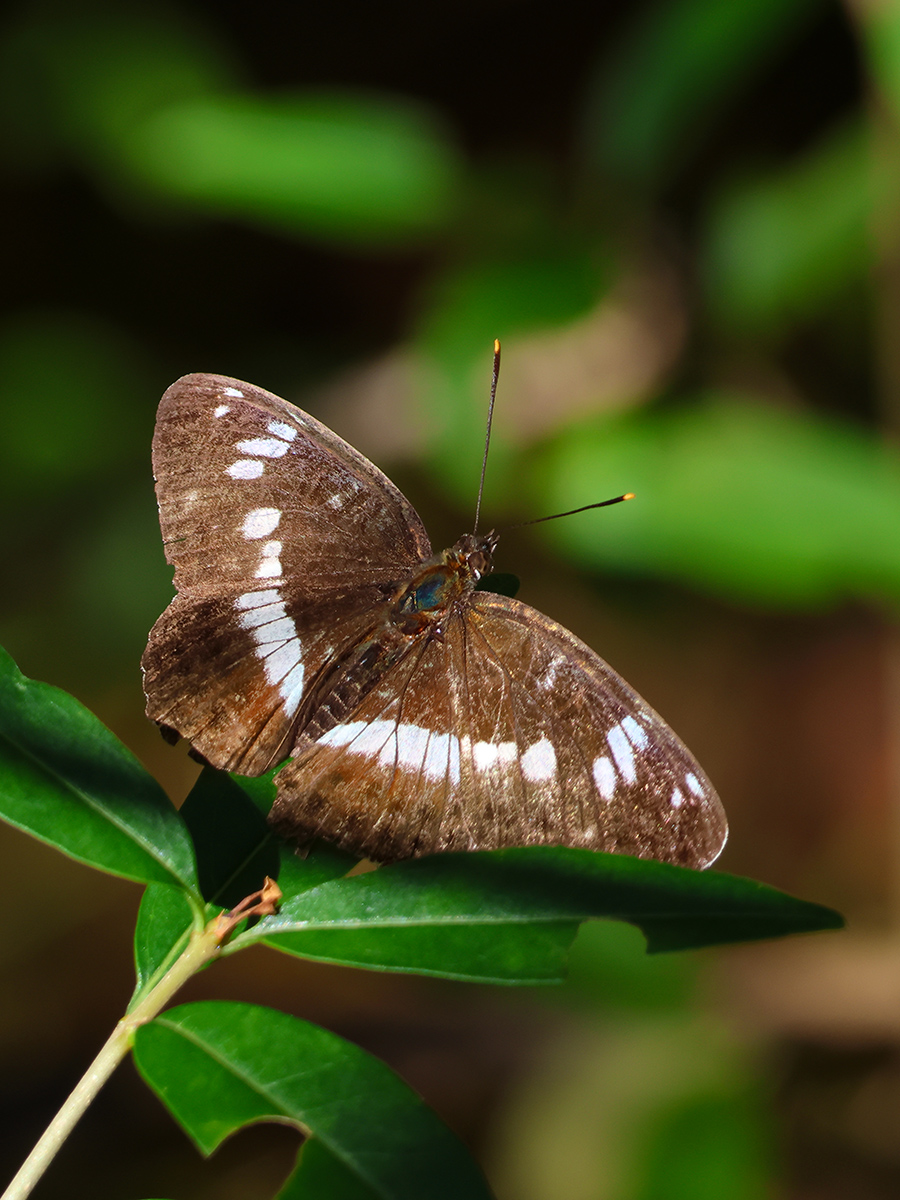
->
[1, 921, 223, 1200]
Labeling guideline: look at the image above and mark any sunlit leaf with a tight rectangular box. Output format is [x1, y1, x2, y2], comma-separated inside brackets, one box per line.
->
[0, 646, 197, 888]
[134, 1001, 492, 1200]
[240, 845, 842, 958]
[132, 884, 198, 1002]
[703, 122, 886, 331]
[128, 92, 461, 244]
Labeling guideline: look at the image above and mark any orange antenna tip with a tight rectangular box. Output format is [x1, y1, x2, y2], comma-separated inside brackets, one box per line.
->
[623, 492, 635, 501]
[494, 338, 501, 353]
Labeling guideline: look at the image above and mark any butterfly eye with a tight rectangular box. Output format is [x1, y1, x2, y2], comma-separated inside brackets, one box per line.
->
[465, 549, 490, 578]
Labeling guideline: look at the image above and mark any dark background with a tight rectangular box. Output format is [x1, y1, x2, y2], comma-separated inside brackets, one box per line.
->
[2, 0, 899, 1196]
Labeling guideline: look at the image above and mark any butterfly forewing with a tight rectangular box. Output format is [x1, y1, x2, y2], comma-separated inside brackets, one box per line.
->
[142, 374, 431, 773]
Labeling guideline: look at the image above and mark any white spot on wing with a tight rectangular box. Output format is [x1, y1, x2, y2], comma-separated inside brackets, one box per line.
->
[214, 404, 230, 418]
[423, 731, 452, 781]
[447, 733, 461, 784]
[250, 616, 296, 645]
[351, 722, 394, 758]
[521, 737, 557, 782]
[281, 662, 305, 716]
[242, 507, 282, 539]
[592, 756, 616, 801]
[223, 386, 244, 398]
[318, 721, 461, 785]
[255, 539, 283, 578]
[237, 602, 286, 630]
[327, 493, 344, 509]
[236, 437, 290, 459]
[472, 740, 517, 771]
[380, 724, 431, 772]
[267, 419, 297, 441]
[685, 772, 703, 798]
[319, 721, 367, 748]
[234, 588, 305, 712]
[227, 459, 264, 480]
[606, 723, 636, 785]
[671, 788, 684, 808]
[621, 715, 649, 750]
[263, 639, 303, 688]
[236, 589, 282, 610]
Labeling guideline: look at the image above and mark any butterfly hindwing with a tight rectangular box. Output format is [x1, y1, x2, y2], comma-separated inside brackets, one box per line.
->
[269, 592, 726, 868]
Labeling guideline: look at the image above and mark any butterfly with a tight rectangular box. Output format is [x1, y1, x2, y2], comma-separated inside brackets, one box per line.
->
[142, 371, 728, 868]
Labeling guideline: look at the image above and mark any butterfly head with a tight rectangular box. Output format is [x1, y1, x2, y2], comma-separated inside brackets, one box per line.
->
[449, 530, 499, 582]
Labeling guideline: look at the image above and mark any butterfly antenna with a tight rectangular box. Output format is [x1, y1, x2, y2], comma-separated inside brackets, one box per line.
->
[473, 339, 501, 534]
[510, 493, 635, 530]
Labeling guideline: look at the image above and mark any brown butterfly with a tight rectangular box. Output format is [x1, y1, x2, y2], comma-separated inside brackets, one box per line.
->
[142, 371, 727, 867]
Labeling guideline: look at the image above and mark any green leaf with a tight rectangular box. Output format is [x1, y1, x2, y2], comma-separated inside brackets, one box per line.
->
[181, 768, 281, 909]
[240, 846, 842, 958]
[127, 91, 461, 245]
[130, 770, 355, 1004]
[279, 1138, 383, 1200]
[212, 772, 576, 983]
[0, 646, 197, 887]
[200, 767, 356, 901]
[264, 920, 577, 985]
[703, 122, 885, 331]
[476, 572, 520, 599]
[133, 883, 198, 1001]
[583, 0, 824, 188]
[535, 396, 900, 607]
[229, 765, 363, 881]
[134, 1001, 492, 1200]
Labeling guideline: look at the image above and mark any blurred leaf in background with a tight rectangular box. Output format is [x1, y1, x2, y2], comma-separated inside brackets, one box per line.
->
[581, 0, 827, 191]
[533, 394, 900, 607]
[0, 0, 896, 1197]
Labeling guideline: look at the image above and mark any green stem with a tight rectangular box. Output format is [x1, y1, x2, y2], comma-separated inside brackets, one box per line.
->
[1, 921, 223, 1200]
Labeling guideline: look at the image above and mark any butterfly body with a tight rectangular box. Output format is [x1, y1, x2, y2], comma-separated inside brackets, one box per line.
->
[144, 373, 727, 867]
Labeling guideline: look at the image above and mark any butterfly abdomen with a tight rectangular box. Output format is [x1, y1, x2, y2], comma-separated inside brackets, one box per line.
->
[295, 625, 421, 746]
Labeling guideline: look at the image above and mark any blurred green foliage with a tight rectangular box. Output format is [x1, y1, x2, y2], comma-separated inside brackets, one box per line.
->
[0, 0, 890, 1197]
[703, 122, 879, 332]
[581, 0, 825, 189]
[536, 396, 900, 606]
